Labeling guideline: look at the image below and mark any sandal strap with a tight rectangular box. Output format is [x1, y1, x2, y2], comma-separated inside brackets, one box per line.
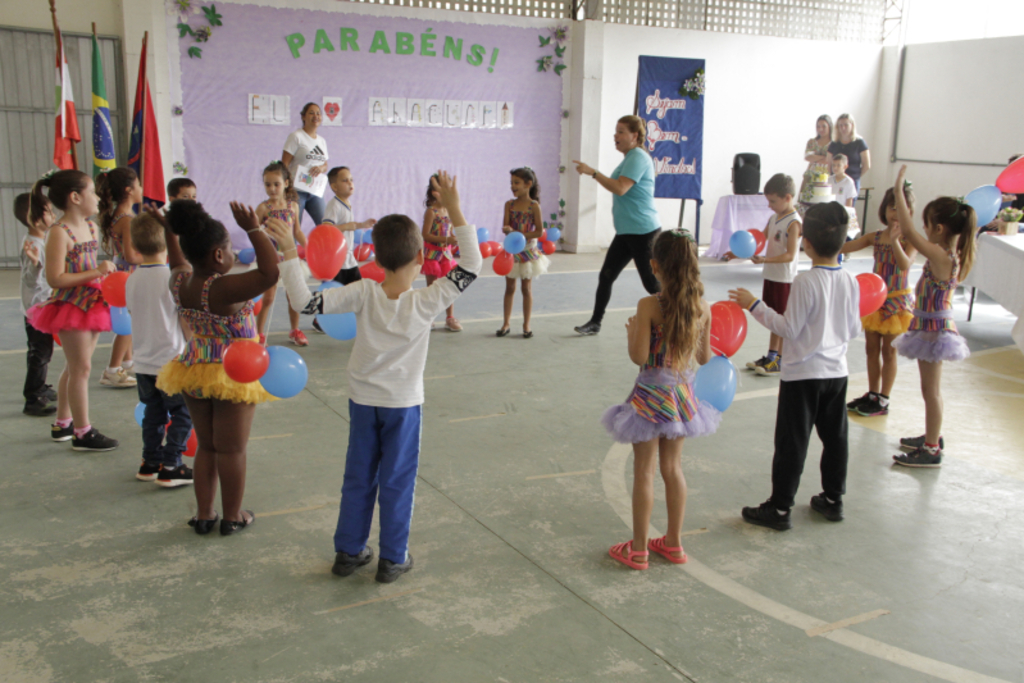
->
[651, 536, 683, 553]
[611, 540, 649, 560]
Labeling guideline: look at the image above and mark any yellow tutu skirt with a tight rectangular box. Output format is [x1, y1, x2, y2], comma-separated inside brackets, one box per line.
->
[157, 360, 276, 404]
[862, 310, 913, 336]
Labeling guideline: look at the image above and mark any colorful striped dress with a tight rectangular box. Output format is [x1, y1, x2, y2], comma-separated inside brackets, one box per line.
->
[893, 252, 970, 363]
[602, 299, 721, 443]
[157, 273, 273, 403]
[507, 200, 549, 280]
[109, 212, 136, 272]
[861, 231, 914, 336]
[26, 222, 112, 334]
[422, 210, 456, 277]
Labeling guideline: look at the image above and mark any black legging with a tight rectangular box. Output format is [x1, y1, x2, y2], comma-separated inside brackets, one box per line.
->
[591, 229, 661, 324]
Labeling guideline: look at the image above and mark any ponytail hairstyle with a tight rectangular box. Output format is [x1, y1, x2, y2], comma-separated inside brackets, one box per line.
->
[651, 229, 704, 372]
[30, 170, 90, 223]
[923, 197, 977, 280]
[95, 167, 139, 253]
[424, 174, 439, 208]
[263, 161, 299, 204]
[510, 167, 540, 202]
[617, 115, 648, 153]
[166, 200, 229, 266]
[878, 185, 915, 226]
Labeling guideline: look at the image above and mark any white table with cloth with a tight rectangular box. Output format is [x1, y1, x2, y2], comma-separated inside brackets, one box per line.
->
[705, 194, 776, 259]
[961, 233, 1024, 354]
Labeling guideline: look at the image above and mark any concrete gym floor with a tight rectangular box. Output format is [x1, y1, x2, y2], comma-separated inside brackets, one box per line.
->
[1, 249, 1022, 683]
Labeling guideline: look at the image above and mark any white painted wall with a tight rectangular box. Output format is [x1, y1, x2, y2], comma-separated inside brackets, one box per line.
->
[591, 23, 884, 245]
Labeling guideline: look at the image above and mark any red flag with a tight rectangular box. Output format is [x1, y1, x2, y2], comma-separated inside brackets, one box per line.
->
[127, 32, 165, 206]
[53, 22, 80, 169]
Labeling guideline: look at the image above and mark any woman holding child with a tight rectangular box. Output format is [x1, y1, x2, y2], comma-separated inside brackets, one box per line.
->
[798, 115, 833, 205]
[827, 113, 871, 192]
[281, 103, 329, 228]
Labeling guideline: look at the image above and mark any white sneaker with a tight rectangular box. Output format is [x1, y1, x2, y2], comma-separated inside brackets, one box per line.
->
[100, 368, 137, 388]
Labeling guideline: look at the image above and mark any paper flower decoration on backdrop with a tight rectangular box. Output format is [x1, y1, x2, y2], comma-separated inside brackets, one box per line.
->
[679, 68, 706, 100]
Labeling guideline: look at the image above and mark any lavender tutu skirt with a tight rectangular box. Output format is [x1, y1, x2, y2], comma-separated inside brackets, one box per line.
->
[894, 330, 970, 363]
[601, 368, 722, 444]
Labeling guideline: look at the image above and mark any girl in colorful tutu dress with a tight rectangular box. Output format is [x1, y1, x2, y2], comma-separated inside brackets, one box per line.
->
[497, 168, 549, 339]
[890, 166, 975, 468]
[255, 161, 307, 346]
[602, 230, 720, 570]
[96, 167, 144, 388]
[156, 200, 278, 535]
[840, 186, 917, 417]
[421, 177, 461, 331]
[26, 170, 119, 451]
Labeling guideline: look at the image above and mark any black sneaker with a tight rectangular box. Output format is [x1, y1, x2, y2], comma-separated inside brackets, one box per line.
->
[810, 494, 844, 521]
[51, 422, 74, 442]
[856, 396, 889, 417]
[846, 392, 872, 412]
[574, 321, 601, 336]
[899, 435, 944, 453]
[754, 356, 781, 376]
[741, 500, 792, 531]
[746, 355, 769, 371]
[24, 397, 57, 416]
[137, 462, 162, 482]
[71, 428, 119, 452]
[157, 465, 194, 488]
[43, 385, 58, 402]
[332, 547, 375, 577]
[893, 446, 942, 468]
[375, 554, 414, 583]
[311, 318, 325, 334]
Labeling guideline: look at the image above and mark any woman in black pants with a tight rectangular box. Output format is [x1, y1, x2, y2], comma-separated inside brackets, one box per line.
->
[573, 115, 661, 335]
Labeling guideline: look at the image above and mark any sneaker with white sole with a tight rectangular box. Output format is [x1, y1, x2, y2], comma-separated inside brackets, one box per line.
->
[137, 462, 161, 482]
[755, 357, 781, 376]
[746, 355, 769, 371]
[856, 396, 889, 417]
[71, 428, 119, 452]
[899, 435, 944, 453]
[51, 422, 74, 442]
[445, 317, 463, 332]
[893, 445, 942, 468]
[100, 368, 136, 388]
[311, 318, 325, 334]
[288, 329, 309, 346]
[846, 392, 872, 412]
[157, 465, 194, 488]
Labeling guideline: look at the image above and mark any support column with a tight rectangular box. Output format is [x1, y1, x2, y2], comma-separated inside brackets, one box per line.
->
[565, 20, 604, 253]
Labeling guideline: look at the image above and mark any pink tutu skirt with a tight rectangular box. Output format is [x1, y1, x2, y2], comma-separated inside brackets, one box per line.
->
[27, 300, 112, 335]
[422, 257, 456, 278]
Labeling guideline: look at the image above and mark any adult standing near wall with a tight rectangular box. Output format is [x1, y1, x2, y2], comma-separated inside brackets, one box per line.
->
[572, 115, 661, 336]
[827, 113, 870, 192]
[281, 102, 329, 228]
[797, 115, 833, 204]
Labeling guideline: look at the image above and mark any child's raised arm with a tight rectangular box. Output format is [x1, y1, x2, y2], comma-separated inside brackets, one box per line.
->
[268, 219, 363, 316]
[143, 204, 190, 276]
[894, 166, 950, 270]
[209, 203, 280, 307]
[840, 232, 873, 254]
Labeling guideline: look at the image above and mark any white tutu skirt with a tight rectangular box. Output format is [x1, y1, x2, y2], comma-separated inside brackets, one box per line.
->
[508, 254, 550, 280]
[894, 330, 970, 363]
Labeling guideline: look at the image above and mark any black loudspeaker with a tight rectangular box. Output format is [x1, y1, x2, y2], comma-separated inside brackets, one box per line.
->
[732, 153, 761, 195]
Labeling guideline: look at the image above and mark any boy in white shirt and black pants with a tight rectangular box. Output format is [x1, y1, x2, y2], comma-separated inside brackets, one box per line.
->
[125, 213, 194, 487]
[15, 193, 57, 416]
[730, 202, 861, 530]
[271, 171, 479, 583]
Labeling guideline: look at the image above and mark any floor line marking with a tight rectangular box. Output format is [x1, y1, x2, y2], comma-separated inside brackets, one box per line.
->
[806, 609, 890, 637]
[313, 588, 424, 615]
[680, 527, 710, 538]
[525, 469, 596, 481]
[424, 375, 456, 381]
[259, 504, 328, 518]
[449, 412, 506, 423]
[458, 307, 634, 325]
[601, 443, 1011, 683]
[250, 433, 294, 441]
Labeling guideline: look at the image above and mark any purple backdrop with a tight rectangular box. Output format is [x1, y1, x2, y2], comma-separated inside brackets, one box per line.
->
[172, 5, 564, 247]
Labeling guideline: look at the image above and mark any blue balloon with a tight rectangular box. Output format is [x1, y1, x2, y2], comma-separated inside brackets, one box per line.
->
[318, 280, 343, 292]
[110, 306, 132, 336]
[351, 229, 362, 246]
[476, 227, 489, 244]
[238, 248, 256, 265]
[729, 230, 756, 259]
[318, 312, 357, 340]
[504, 231, 526, 255]
[363, 229, 374, 246]
[965, 184, 1002, 226]
[546, 227, 561, 243]
[694, 356, 738, 412]
[134, 402, 145, 427]
[253, 294, 262, 304]
[259, 346, 308, 399]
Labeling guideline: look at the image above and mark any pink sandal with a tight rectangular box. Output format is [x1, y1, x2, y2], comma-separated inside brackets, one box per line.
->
[648, 536, 688, 564]
[609, 540, 649, 570]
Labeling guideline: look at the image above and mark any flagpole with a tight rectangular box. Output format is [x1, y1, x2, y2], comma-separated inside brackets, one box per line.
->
[140, 32, 148, 192]
[49, 0, 78, 171]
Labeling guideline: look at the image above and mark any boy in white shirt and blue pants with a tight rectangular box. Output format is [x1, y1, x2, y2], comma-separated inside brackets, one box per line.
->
[272, 171, 480, 583]
[730, 202, 861, 530]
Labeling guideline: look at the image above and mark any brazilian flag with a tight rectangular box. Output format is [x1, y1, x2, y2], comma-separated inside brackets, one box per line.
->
[91, 34, 116, 177]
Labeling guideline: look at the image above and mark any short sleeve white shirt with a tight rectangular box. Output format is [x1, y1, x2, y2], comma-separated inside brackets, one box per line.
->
[283, 130, 328, 197]
[323, 196, 357, 270]
[831, 175, 858, 207]
[125, 264, 186, 376]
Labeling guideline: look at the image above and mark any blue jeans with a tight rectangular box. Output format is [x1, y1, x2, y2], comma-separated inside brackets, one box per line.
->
[296, 190, 325, 229]
[335, 400, 422, 563]
[137, 373, 193, 468]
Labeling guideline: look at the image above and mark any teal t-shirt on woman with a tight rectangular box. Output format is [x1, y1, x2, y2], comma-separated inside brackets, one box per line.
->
[610, 147, 661, 235]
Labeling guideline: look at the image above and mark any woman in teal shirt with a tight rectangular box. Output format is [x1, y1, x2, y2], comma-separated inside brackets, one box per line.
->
[573, 115, 661, 336]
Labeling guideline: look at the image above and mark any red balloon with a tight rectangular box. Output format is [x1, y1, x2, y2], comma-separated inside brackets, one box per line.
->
[479, 242, 493, 258]
[100, 271, 130, 308]
[856, 272, 888, 317]
[360, 261, 386, 283]
[296, 244, 306, 260]
[355, 244, 374, 262]
[487, 241, 503, 256]
[748, 229, 766, 255]
[493, 251, 514, 276]
[184, 429, 198, 457]
[541, 239, 557, 255]
[307, 224, 348, 280]
[222, 340, 270, 384]
[709, 301, 748, 357]
[252, 298, 263, 316]
[53, 334, 61, 347]
[996, 156, 1024, 193]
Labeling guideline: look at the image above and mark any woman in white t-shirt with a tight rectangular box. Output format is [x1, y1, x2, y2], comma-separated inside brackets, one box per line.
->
[281, 102, 329, 228]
